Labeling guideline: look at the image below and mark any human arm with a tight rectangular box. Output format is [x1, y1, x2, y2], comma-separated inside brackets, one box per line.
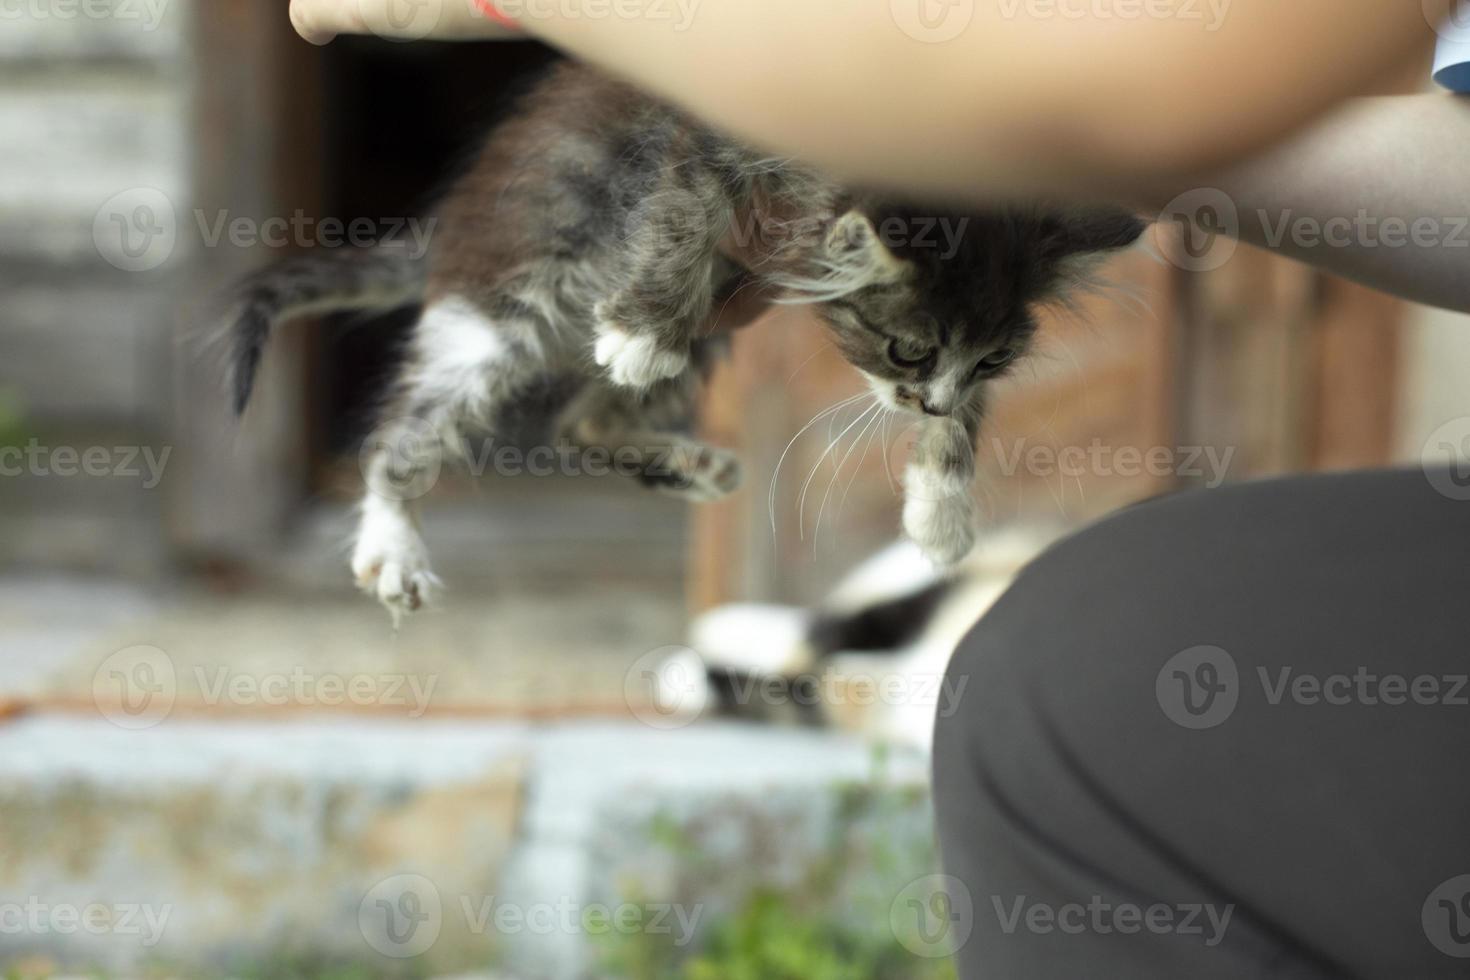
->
[1151, 92, 1470, 313]
[288, 1, 1434, 205]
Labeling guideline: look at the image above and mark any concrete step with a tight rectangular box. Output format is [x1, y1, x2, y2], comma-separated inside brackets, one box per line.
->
[0, 716, 935, 979]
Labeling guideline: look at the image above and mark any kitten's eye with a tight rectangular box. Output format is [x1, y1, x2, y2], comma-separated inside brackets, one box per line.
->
[974, 348, 1017, 375]
[887, 338, 935, 369]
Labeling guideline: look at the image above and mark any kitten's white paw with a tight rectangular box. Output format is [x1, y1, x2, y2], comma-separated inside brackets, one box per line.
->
[594, 327, 689, 388]
[351, 508, 441, 625]
[902, 467, 976, 566]
[659, 446, 743, 503]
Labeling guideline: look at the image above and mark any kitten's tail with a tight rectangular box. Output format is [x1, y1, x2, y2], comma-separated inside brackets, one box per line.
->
[220, 247, 427, 415]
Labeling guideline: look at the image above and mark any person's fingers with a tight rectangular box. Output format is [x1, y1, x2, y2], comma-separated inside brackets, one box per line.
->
[289, 0, 357, 45]
[288, 0, 519, 44]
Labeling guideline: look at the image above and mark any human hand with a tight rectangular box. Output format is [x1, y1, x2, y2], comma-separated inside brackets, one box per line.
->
[289, 0, 518, 44]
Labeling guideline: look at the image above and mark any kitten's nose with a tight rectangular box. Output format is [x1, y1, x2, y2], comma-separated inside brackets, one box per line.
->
[919, 401, 946, 417]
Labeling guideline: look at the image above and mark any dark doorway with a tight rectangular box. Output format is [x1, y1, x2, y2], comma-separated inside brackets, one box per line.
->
[309, 38, 561, 473]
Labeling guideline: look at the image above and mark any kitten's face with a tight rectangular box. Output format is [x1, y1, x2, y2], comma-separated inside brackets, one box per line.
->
[811, 205, 1145, 419]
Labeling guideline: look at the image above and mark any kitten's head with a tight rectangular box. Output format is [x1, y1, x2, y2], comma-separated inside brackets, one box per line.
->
[798, 203, 1145, 418]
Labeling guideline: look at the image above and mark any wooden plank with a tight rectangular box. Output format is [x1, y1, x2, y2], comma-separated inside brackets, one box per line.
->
[1306, 277, 1404, 470]
[167, 0, 324, 556]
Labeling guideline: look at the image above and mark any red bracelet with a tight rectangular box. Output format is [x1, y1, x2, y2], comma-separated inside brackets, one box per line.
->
[471, 0, 521, 30]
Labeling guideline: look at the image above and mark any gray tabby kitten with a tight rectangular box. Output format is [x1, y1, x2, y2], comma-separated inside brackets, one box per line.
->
[224, 62, 1143, 621]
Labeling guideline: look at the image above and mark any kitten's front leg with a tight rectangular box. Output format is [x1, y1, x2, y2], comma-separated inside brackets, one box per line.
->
[903, 412, 980, 566]
[595, 181, 730, 388]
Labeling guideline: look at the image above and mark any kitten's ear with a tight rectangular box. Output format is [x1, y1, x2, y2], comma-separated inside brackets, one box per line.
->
[825, 210, 907, 283]
[1050, 209, 1149, 257]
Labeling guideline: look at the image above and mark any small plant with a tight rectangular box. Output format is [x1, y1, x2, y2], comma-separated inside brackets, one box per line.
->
[595, 752, 957, 980]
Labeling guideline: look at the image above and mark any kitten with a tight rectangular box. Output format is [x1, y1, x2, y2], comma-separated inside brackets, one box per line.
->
[221, 62, 1143, 621]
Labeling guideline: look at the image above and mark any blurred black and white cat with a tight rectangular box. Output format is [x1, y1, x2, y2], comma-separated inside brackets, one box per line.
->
[675, 526, 1064, 748]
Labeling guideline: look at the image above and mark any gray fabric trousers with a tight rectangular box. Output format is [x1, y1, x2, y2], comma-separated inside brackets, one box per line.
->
[933, 468, 1470, 979]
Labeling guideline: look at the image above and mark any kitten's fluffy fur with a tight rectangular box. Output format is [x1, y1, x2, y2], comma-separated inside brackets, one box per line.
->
[223, 62, 1144, 621]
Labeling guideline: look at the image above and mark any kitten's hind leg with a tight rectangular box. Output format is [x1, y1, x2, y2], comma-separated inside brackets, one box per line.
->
[353, 294, 537, 622]
[560, 379, 743, 503]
